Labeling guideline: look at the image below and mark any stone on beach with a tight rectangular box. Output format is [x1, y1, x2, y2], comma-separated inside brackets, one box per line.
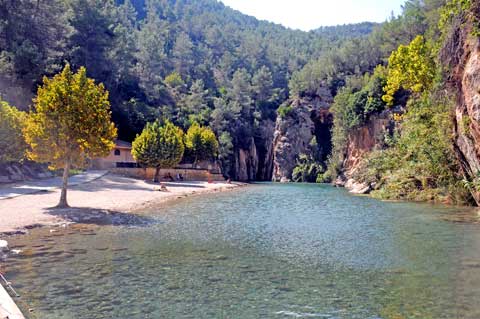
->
[0, 240, 8, 251]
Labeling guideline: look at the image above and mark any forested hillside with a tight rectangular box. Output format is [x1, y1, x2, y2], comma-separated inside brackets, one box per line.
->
[320, 0, 480, 205]
[2, 0, 479, 205]
[0, 0, 378, 179]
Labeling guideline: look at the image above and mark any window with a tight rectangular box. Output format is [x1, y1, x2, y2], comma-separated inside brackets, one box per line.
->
[114, 149, 121, 156]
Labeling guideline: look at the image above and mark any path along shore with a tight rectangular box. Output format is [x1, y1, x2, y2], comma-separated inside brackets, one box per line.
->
[0, 173, 240, 234]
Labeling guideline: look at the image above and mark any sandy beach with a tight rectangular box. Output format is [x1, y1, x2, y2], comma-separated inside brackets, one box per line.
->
[0, 174, 240, 234]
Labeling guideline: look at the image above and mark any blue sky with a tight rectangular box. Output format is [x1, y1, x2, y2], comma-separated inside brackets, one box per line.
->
[219, 0, 406, 31]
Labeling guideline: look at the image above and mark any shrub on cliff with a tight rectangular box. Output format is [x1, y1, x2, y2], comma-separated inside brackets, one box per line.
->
[326, 66, 388, 180]
[277, 105, 293, 118]
[353, 93, 472, 204]
[292, 154, 325, 183]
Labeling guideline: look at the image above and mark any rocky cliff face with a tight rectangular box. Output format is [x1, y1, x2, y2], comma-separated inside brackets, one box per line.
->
[272, 93, 333, 182]
[448, 18, 480, 204]
[233, 119, 275, 181]
[337, 111, 393, 193]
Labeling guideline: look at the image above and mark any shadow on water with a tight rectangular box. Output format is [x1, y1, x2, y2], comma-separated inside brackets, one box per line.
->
[45, 207, 157, 227]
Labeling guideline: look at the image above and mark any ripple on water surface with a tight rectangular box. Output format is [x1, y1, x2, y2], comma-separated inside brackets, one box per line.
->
[4, 183, 480, 319]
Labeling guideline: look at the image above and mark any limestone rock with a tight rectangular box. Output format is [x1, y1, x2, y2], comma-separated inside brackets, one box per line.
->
[272, 94, 333, 182]
[342, 111, 393, 179]
[345, 179, 371, 194]
[446, 18, 480, 205]
[233, 119, 275, 182]
[333, 110, 394, 193]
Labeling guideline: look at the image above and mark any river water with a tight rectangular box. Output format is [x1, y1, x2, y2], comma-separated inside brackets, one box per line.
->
[3, 183, 480, 318]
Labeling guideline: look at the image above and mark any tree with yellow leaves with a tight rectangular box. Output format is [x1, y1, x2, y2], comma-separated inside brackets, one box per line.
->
[184, 122, 219, 165]
[382, 35, 435, 106]
[0, 99, 27, 163]
[24, 64, 117, 208]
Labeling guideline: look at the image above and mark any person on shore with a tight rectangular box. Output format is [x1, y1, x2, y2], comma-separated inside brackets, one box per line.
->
[164, 172, 174, 182]
[160, 183, 168, 192]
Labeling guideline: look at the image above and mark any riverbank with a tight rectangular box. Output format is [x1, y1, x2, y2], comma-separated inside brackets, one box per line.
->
[0, 174, 241, 234]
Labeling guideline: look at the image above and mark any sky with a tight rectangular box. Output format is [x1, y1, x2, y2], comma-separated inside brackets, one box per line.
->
[219, 0, 406, 31]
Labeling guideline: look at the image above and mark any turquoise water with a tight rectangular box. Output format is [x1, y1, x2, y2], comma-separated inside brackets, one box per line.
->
[4, 183, 480, 318]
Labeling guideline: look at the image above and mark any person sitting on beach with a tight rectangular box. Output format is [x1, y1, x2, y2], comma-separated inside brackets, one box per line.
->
[160, 183, 168, 192]
[176, 173, 184, 181]
[163, 172, 174, 182]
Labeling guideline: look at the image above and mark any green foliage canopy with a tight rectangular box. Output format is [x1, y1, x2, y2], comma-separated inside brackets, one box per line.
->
[131, 120, 185, 171]
[23, 64, 117, 207]
[0, 99, 27, 163]
[382, 35, 436, 106]
[184, 123, 219, 163]
[24, 64, 117, 168]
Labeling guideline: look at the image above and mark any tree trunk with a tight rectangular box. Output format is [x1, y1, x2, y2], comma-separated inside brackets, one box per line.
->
[57, 159, 71, 208]
[154, 167, 160, 183]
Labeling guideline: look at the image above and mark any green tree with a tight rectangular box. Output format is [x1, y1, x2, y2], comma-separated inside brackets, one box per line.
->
[66, 0, 116, 84]
[131, 120, 185, 182]
[0, 99, 27, 163]
[184, 122, 219, 165]
[217, 131, 234, 178]
[178, 79, 211, 127]
[24, 64, 117, 208]
[252, 66, 274, 103]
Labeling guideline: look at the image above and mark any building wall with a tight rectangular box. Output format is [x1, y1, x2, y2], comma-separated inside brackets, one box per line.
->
[91, 147, 135, 169]
[104, 147, 135, 163]
[176, 160, 221, 174]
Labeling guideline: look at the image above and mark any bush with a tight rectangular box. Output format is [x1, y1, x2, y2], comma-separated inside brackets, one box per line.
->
[0, 99, 27, 163]
[326, 66, 388, 180]
[292, 154, 325, 183]
[277, 105, 293, 118]
[353, 93, 472, 205]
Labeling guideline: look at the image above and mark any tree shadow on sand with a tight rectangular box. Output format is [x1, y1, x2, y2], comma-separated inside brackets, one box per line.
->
[45, 207, 158, 227]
